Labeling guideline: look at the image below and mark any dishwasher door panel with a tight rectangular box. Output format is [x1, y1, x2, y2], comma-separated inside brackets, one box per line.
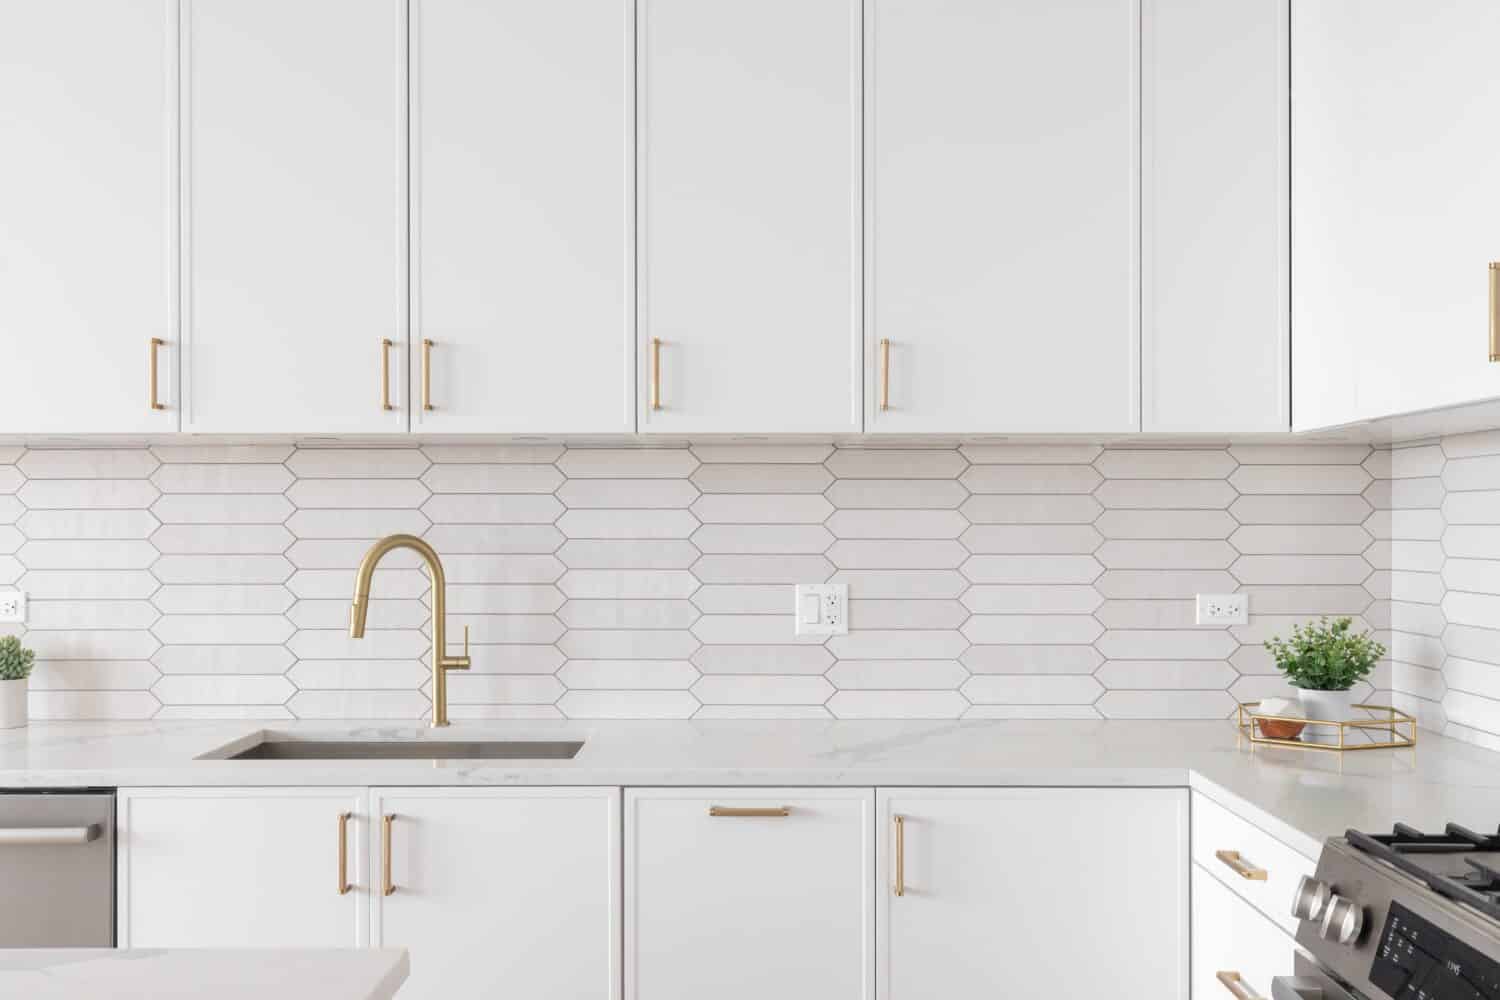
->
[0, 791, 115, 946]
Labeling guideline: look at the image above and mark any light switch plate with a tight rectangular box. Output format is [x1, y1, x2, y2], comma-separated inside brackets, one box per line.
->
[1196, 593, 1247, 626]
[0, 590, 25, 624]
[794, 583, 847, 636]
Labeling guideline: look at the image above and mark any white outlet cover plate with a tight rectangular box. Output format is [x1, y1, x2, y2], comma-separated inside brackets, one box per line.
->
[794, 583, 847, 636]
[1195, 593, 1247, 626]
[0, 590, 25, 624]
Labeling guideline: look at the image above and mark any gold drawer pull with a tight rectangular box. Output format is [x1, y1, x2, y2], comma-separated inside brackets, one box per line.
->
[380, 338, 395, 411]
[650, 337, 663, 411]
[879, 338, 891, 411]
[381, 813, 396, 896]
[1216, 849, 1268, 881]
[1216, 971, 1266, 1000]
[892, 814, 905, 897]
[708, 805, 790, 818]
[149, 337, 166, 411]
[421, 338, 435, 410]
[1489, 262, 1499, 362]
[336, 811, 352, 896]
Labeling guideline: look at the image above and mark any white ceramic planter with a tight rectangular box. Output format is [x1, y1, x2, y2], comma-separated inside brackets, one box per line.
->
[0, 678, 27, 729]
[1297, 687, 1355, 745]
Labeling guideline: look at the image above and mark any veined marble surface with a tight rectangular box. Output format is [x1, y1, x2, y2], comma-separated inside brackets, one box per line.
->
[3, 718, 1499, 857]
[0, 947, 408, 1000]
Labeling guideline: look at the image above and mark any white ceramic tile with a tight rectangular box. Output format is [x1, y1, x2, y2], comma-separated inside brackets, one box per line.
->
[1444, 658, 1500, 699]
[1094, 449, 1234, 479]
[19, 449, 158, 479]
[1443, 559, 1500, 595]
[827, 539, 968, 569]
[825, 449, 965, 479]
[1389, 630, 1446, 670]
[152, 464, 293, 494]
[1387, 444, 1447, 478]
[286, 660, 429, 689]
[152, 646, 294, 675]
[689, 444, 833, 464]
[1229, 524, 1373, 554]
[960, 444, 1102, 464]
[0, 526, 20, 554]
[25, 601, 159, 630]
[1443, 454, 1500, 492]
[1095, 629, 1237, 659]
[557, 629, 700, 659]
[824, 509, 965, 539]
[1387, 571, 1447, 604]
[446, 674, 565, 704]
[448, 705, 567, 721]
[1229, 444, 1370, 464]
[445, 585, 566, 615]
[1382, 540, 1445, 574]
[556, 448, 698, 478]
[19, 570, 159, 600]
[961, 675, 1102, 704]
[286, 448, 429, 478]
[557, 569, 698, 599]
[1094, 480, 1236, 509]
[431, 524, 567, 555]
[1092, 510, 1235, 539]
[151, 524, 293, 555]
[556, 479, 699, 508]
[827, 570, 969, 599]
[1230, 555, 1373, 585]
[16, 540, 157, 570]
[442, 554, 564, 585]
[847, 599, 969, 629]
[1094, 660, 1235, 689]
[961, 615, 1102, 644]
[958, 585, 1101, 615]
[556, 509, 700, 538]
[288, 691, 430, 720]
[691, 615, 817, 645]
[287, 598, 431, 629]
[959, 464, 1101, 494]
[690, 585, 787, 614]
[284, 540, 423, 571]
[447, 613, 565, 645]
[1442, 591, 1500, 628]
[288, 629, 431, 660]
[959, 555, 1103, 584]
[826, 630, 967, 659]
[825, 659, 968, 689]
[825, 480, 968, 509]
[557, 659, 699, 689]
[286, 567, 428, 599]
[692, 554, 833, 584]
[29, 660, 160, 691]
[283, 508, 432, 539]
[1228, 494, 1373, 524]
[149, 494, 293, 524]
[691, 464, 832, 494]
[826, 689, 969, 719]
[0, 497, 20, 524]
[18, 509, 160, 540]
[691, 705, 835, 719]
[963, 704, 1103, 719]
[287, 479, 431, 509]
[1441, 690, 1500, 736]
[691, 644, 833, 675]
[28, 691, 160, 720]
[1235, 585, 1373, 615]
[1445, 525, 1500, 560]
[151, 614, 295, 645]
[690, 524, 834, 554]
[958, 525, 1102, 554]
[151, 444, 294, 464]
[421, 464, 562, 494]
[1387, 600, 1446, 637]
[419, 444, 564, 464]
[150, 585, 294, 614]
[1095, 540, 1237, 569]
[557, 690, 699, 719]
[153, 674, 295, 705]
[1230, 465, 1371, 494]
[1094, 690, 1236, 719]
[692, 675, 833, 705]
[0, 557, 21, 585]
[959, 494, 1104, 524]
[1442, 491, 1500, 525]
[19, 479, 159, 509]
[556, 539, 700, 569]
[1442, 429, 1500, 459]
[690, 494, 834, 523]
[421, 493, 563, 524]
[1369, 478, 1446, 510]
[0, 468, 20, 494]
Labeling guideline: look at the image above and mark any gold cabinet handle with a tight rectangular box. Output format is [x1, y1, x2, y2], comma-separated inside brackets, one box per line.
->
[421, 338, 435, 410]
[1216, 971, 1266, 1000]
[1215, 849, 1268, 881]
[337, 811, 352, 895]
[381, 813, 396, 896]
[149, 338, 166, 411]
[650, 337, 663, 410]
[891, 814, 905, 897]
[1489, 262, 1498, 362]
[380, 338, 394, 411]
[707, 805, 791, 818]
[879, 338, 891, 411]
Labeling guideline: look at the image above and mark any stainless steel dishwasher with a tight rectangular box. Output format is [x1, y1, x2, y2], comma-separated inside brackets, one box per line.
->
[0, 790, 115, 946]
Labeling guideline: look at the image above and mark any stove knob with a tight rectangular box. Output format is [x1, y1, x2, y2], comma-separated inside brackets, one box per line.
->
[1319, 894, 1364, 945]
[1291, 875, 1332, 922]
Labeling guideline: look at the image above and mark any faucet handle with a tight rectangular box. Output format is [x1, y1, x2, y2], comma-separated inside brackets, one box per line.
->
[463, 625, 469, 660]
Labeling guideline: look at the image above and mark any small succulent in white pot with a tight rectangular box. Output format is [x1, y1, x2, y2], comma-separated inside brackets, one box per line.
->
[0, 636, 36, 730]
[1263, 617, 1385, 744]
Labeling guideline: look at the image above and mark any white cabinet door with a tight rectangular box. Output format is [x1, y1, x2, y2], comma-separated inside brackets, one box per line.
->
[1143, 0, 1289, 432]
[181, 0, 406, 433]
[865, 0, 1139, 433]
[370, 787, 620, 1000]
[1191, 862, 1299, 1000]
[1292, 0, 1500, 428]
[625, 789, 874, 1000]
[117, 788, 367, 947]
[410, 0, 633, 433]
[879, 788, 1188, 1000]
[0, 0, 178, 433]
[638, 0, 861, 433]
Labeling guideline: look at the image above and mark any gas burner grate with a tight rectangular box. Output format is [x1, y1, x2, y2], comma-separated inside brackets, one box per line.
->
[1364, 821, 1500, 854]
[1348, 824, 1500, 925]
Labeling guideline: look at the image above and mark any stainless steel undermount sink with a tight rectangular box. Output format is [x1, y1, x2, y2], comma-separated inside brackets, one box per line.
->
[198, 735, 584, 761]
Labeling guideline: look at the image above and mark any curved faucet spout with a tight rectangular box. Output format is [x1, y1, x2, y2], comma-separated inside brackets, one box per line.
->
[349, 534, 470, 726]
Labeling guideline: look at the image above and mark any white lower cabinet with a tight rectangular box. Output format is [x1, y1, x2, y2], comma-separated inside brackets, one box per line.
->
[878, 788, 1190, 999]
[369, 787, 621, 1000]
[624, 788, 874, 1000]
[118, 788, 368, 947]
[1191, 862, 1299, 1000]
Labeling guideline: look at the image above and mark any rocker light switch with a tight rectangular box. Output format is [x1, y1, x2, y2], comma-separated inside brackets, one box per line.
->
[794, 584, 847, 637]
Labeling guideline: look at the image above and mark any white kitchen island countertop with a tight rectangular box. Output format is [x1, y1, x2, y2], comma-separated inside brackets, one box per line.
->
[2, 718, 1498, 858]
[0, 947, 409, 1000]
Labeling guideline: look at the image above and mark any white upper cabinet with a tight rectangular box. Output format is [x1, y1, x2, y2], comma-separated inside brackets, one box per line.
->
[410, 0, 633, 433]
[638, 0, 862, 433]
[865, 0, 1140, 433]
[1143, 0, 1289, 432]
[180, 0, 407, 433]
[0, 0, 178, 433]
[1293, 0, 1500, 429]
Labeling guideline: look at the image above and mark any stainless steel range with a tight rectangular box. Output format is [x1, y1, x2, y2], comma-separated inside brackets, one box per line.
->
[1279, 823, 1500, 999]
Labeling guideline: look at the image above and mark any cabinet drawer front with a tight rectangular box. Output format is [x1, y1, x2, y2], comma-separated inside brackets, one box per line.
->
[1191, 792, 1315, 936]
[625, 788, 873, 1000]
[1191, 861, 1298, 1000]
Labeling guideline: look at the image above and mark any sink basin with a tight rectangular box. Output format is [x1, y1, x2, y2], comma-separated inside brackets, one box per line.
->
[201, 738, 584, 761]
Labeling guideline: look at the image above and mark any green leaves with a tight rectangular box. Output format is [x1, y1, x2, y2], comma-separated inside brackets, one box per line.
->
[1262, 616, 1384, 692]
[0, 636, 34, 682]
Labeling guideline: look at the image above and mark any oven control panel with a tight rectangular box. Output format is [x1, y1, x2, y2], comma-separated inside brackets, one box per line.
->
[1370, 901, 1500, 999]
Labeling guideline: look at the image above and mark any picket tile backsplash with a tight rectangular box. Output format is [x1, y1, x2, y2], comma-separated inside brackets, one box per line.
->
[0, 440, 1490, 746]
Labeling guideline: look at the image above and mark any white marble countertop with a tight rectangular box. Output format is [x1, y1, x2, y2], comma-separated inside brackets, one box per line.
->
[0, 947, 408, 1000]
[2, 718, 1499, 858]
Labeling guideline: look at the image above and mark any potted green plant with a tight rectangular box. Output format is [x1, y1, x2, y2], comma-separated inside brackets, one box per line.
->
[1263, 616, 1385, 744]
[0, 636, 35, 730]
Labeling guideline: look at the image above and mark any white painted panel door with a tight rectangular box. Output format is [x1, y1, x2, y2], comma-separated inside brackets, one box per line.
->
[117, 788, 367, 947]
[181, 0, 406, 433]
[1143, 0, 1289, 432]
[0, 0, 178, 433]
[625, 789, 874, 1000]
[410, 0, 633, 433]
[370, 787, 620, 1000]
[1190, 862, 1299, 1000]
[866, 0, 1139, 433]
[1293, 0, 1500, 428]
[638, 0, 861, 433]
[879, 788, 1188, 1000]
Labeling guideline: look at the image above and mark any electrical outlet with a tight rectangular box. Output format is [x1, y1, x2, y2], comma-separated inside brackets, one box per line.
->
[794, 583, 847, 636]
[1196, 593, 1247, 626]
[0, 590, 26, 624]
